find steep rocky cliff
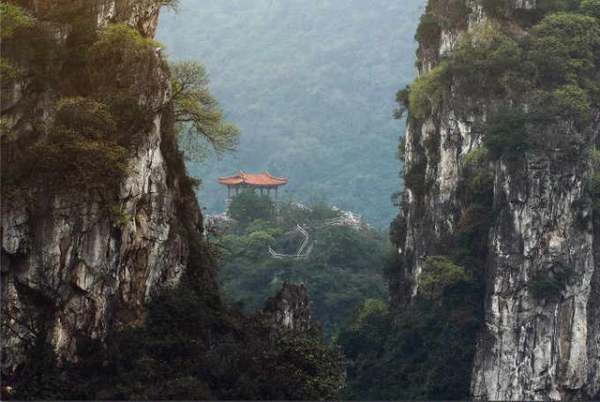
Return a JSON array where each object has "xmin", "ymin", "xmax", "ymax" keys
[
  {"xmin": 1, "ymin": 3, "xmax": 345, "ymax": 400},
  {"xmin": 1, "ymin": 0, "xmax": 213, "ymax": 371},
  {"xmin": 392, "ymin": 0, "xmax": 600, "ymax": 399}
]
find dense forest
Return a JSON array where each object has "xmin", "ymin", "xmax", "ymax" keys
[
  {"xmin": 213, "ymin": 191, "xmax": 388, "ymax": 338},
  {"xmin": 156, "ymin": 0, "xmax": 424, "ymax": 227}
]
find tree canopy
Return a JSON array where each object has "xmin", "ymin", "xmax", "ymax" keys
[{"xmin": 170, "ymin": 61, "xmax": 240, "ymax": 158}]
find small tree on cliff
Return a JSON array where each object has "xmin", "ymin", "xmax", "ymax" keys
[{"xmin": 170, "ymin": 61, "xmax": 239, "ymax": 160}]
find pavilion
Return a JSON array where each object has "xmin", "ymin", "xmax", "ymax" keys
[{"xmin": 218, "ymin": 171, "xmax": 288, "ymax": 199}]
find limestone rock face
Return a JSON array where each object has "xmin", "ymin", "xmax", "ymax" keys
[
  {"xmin": 18, "ymin": 0, "xmax": 163, "ymax": 36},
  {"xmin": 1, "ymin": 0, "xmax": 210, "ymax": 372},
  {"xmin": 392, "ymin": 1, "xmax": 599, "ymax": 399},
  {"xmin": 263, "ymin": 283, "xmax": 311, "ymax": 332}
]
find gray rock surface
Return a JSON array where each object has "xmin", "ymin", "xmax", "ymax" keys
[
  {"xmin": 1, "ymin": 0, "xmax": 207, "ymax": 372},
  {"xmin": 263, "ymin": 283, "xmax": 311, "ymax": 333}
]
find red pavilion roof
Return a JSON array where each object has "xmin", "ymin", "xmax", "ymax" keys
[{"xmin": 218, "ymin": 171, "xmax": 288, "ymax": 187}]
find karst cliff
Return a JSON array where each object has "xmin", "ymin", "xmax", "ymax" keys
[
  {"xmin": 1, "ymin": 0, "xmax": 210, "ymax": 370},
  {"xmin": 392, "ymin": 0, "xmax": 600, "ymax": 399},
  {"xmin": 1, "ymin": 2, "xmax": 344, "ymax": 399}
]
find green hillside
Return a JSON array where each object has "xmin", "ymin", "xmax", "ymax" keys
[{"xmin": 157, "ymin": 0, "xmax": 424, "ymax": 227}]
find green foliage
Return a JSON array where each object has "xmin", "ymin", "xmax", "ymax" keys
[
  {"xmin": 109, "ymin": 204, "xmax": 130, "ymax": 227},
  {"xmin": 1, "ymin": 11, "xmax": 167, "ymax": 201},
  {"xmin": 529, "ymin": 12, "xmax": 600, "ymax": 90},
  {"xmin": 415, "ymin": 12, "xmax": 441, "ymax": 49},
  {"xmin": 87, "ymin": 24, "xmax": 161, "ymax": 96},
  {"xmin": 463, "ymin": 147, "xmax": 488, "ymax": 167},
  {"xmin": 0, "ymin": 57, "xmax": 19, "ymax": 82},
  {"xmin": 228, "ymin": 190, "xmax": 275, "ymax": 227},
  {"xmin": 529, "ymin": 265, "xmax": 574, "ymax": 300},
  {"xmin": 171, "ymin": 61, "xmax": 239, "ymax": 158},
  {"xmin": 581, "ymin": 0, "xmax": 600, "ymax": 18},
  {"xmin": 459, "ymin": 148, "xmax": 493, "ymax": 204},
  {"xmin": 0, "ymin": 3, "xmax": 62, "ymax": 90},
  {"xmin": 419, "ymin": 256, "xmax": 471, "ymax": 300},
  {"xmin": 353, "ymin": 297, "xmax": 387, "ymax": 320},
  {"xmin": 335, "ymin": 298, "xmax": 391, "ymax": 368},
  {"xmin": 338, "ymin": 259, "xmax": 483, "ymax": 400},
  {"xmin": 218, "ymin": 198, "xmax": 386, "ymax": 338},
  {"xmin": 14, "ymin": 283, "xmax": 344, "ymax": 400},
  {"xmin": 408, "ymin": 62, "xmax": 450, "ymax": 119},
  {"xmin": 450, "ymin": 24, "xmax": 525, "ymax": 98},
  {"xmin": 549, "ymin": 84, "xmax": 592, "ymax": 124},
  {"xmin": 90, "ymin": 23, "xmax": 160, "ymax": 63},
  {"xmin": 456, "ymin": 147, "xmax": 494, "ymax": 272},
  {"xmin": 11, "ymin": 98, "xmax": 129, "ymax": 194},
  {"xmin": 394, "ymin": 86, "xmax": 411, "ymax": 120},
  {"xmin": 396, "ymin": 136, "xmax": 407, "ymax": 162},
  {"xmin": 404, "ymin": 7, "xmax": 600, "ymax": 159},
  {"xmin": 0, "ymin": 3, "xmax": 32, "ymax": 39},
  {"xmin": 483, "ymin": 106, "xmax": 530, "ymax": 158}
]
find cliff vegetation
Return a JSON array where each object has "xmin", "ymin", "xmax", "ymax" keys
[{"xmin": 0, "ymin": 2, "xmax": 343, "ymax": 400}]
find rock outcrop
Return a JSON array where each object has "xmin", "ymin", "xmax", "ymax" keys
[
  {"xmin": 1, "ymin": 0, "xmax": 212, "ymax": 372},
  {"xmin": 263, "ymin": 282, "xmax": 311, "ymax": 332},
  {"xmin": 392, "ymin": 0, "xmax": 599, "ymax": 399}
]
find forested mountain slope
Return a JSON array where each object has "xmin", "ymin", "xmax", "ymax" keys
[{"xmin": 157, "ymin": 0, "xmax": 424, "ymax": 227}]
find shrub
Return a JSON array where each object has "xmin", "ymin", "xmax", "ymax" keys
[
  {"xmin": 551, "ymin": 84, "xmax": 592, "ymax": 125},
  {"xmin": 529, "ymin": 265, "xmax": 573, "ymax": 300},
  {"xmin": 0, "ymin": 3, "xmax": 32, "ymax": 39},
  {"xmin": 529, "ymin": 12, "xmax": 600, "ymax": 88},
  {"xmin": 408, "ymin": 62, "xmax": 450, "ymax": 119},
  {"xmin": 171, "ymin": 61, "xmax": 239, "ymax": 158},
  {"xmin": 16, "ymin": 98, "xmax": 129, "ymax": 193},
  {"xmin": 415, "ymin": 12, "xmax": 442, "ymax": 49},
  {"xmin": 89, "ymin": 24, "xmax": 159, "ymax": 66},
  {"xmin": 581, "ymin": 0, "xmax": 600, "ymax": 18},
  {"xmin": 54, "ymin": 97, "xmax": 117, "ymax": 136},
  {"xmin": 450, "ymin": 24, "xmax": 524, "ymax": 98},
  {"xmin": 419, "ymin": 256, "xmax": 471, "ymax": 300},
  {"xmin": 463, "ymin": 147, "xmax": 488, "ymax": 167},
  {"xmin": 87, "ymin": 24, "xmax": 161, "ymax": 100},
  {"xmin": 483, "ymin": 106, "xmax": 529, "ymax": 158},
  {"xmin": 396, "ymin": 136, "xmax": 406, "ymax": 162},
  {"xmin": 394, "ymin": 86, "xmax": 410, "ymax": 120}
]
